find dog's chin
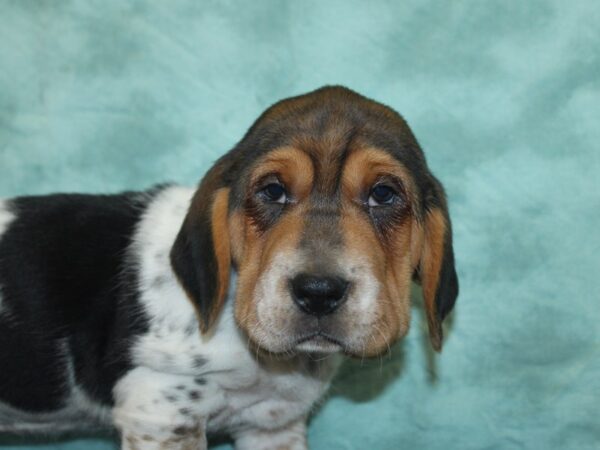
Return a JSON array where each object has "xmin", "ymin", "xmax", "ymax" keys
[
  {"xmin": 244, "ymin": 319, "xmax": 395, "ymax": 358},
  {"xmin": 294, "ymin": 333, "xmax": 344, "ymax": 354},
  {"xmin": 246, "ymin": 329, "xmax": 346, "ymax": 356},
  {"xmin": 250, "ymin": 331, "xmax": 394, "ymax": 359}
]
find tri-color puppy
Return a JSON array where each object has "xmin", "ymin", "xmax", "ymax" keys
[{"xmin": 0, "ymin": 86, "xmax": 458, "ymax": 449}]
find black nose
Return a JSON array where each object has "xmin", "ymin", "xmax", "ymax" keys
[{"xmin": 290, "ymin": 273, "xmax": 349, "ymax": 317}]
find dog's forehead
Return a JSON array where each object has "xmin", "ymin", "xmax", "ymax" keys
[
  {"xmin": 256, "ymin": 87, "xmax": 415, "ymax": 151},
  {"xmin": 226, "ymin": 87, "xmax": 431, "ymax": 206}
]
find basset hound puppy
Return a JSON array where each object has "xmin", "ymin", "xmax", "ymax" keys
[{"xmin": 0, "ymin": 86, "xmax": 458, "ymax": 449}]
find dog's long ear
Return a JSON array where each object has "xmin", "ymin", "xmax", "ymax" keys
[
  {"xmin": 170, "ymin": 162, "xmax": 232, "ymax": 333},
  {"xmin": 415, "ymin": 177, "xmax": 459, "ymax": 352}
]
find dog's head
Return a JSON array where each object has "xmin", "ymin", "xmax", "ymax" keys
[{"xmin": 171, "ymin": 86, "xmax": 458, "ymax": 357}]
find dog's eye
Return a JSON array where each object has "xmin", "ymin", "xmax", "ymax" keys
[
  {"xmin": 368, "ymin": 185, "xmax": 396, "ymax": 206},
  {"xmin": 260, "ymin": 183, "xmax": 287, "ymax": 204}
]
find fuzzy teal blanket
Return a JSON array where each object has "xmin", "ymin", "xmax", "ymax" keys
[{"xmin": 1, "ymin": 1, "xmax": 598, "ymax": 449}]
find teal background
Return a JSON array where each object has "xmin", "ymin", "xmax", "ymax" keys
[{"xmin": 1, "ymin": 1, "xmax": 599, "ymax": 449}]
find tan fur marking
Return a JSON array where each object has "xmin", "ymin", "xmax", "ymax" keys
[
  {"xmin": 420, "ymin": 208, "xmax": 447, "ymax": 351},
  {"xmin": 228, "ymin": 211, "xmax": 246, "ymax": 265},
  {"xmin": 233, "ymin": 147, "xmax": 308, "ymax": 340},
  {"xmin": 206, "ymin": 188, "xmax": 231, "ymax": 332},
  {"xmin": 337, "ymin": 147, "xmax": 419, "ymax": 357},
  {"xmin": 410, "ymin": 220, "xmax": 425, "ymax": 270},
  {"xmin": 342, "ymin": 147, "xmax": 418, "ymax": 208},
  {"xmin": 249, "ymin": 147, "xmax": 314, "ymax": 201},
  {"xmin": 233, "ymin": 147, "xmax": 314, "ymax": 330},
  {"xmin": 234, "ymin": 208, "xmax": 305, "ymax": 340}
]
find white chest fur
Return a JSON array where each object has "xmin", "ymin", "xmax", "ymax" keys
[{"xmin": 112, "ymin": 187, "xmax": 340, "ymax": 438}]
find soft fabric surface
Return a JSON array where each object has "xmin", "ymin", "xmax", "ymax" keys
[{"xmin": 1, "ymin": 1, "xmax": 598, "ymax": 449}]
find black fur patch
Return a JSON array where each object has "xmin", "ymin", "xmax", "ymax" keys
[{"xmin": 0, "ymin": 187, "xmax": 165, "ymax": 411}]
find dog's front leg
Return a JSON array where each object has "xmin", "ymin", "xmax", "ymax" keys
[
  {"xmin": 234, "ymin": 419, "xmax": 308, "ymax": 450},
  {"xmin": 119, "ymin": 422, "xmax": 206, "ymax": 450},
  {"xmin": 113, "ymin": 367, "xmax": 210, "ymax": 450}
]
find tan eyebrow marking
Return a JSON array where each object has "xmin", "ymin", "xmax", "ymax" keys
[
  {"xmin": 341, "ymin": 147, "xmax": 418, "ymax": 207},
  {"xmin": 250, "ymin": 146, "xmax": 314, "ymax": 196}
]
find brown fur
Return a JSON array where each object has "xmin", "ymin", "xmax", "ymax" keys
[
  {"xmin": 207, "ymin": 188, "xmax": 232, "ymax": 331},
  {"xmin": 171, "ymin": 86, "xmax": 458, "ymax": 355},
  {"xmin": 234, "ymin": 193, "xmax": 307, "ymax": 340},
  {"xmin": 337, "ymin": 148, "xmax": 416, "ymax": 355},
  {"xmin": 417, "ymin": 208, "xmax": 448, "ymax": 351}
]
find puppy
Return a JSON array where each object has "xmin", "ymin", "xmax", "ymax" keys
[{"xmin": 0, "ymin": 86, "xmax": 458, "ymax": 449}]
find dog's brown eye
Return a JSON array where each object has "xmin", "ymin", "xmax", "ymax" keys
[
  {"xmin": 368, "ymin": 185, "xmax": 396, "ymax": 206},
  {"xmin": 260, "ymin": 183, "xmax": 287, "ymax": 204}
]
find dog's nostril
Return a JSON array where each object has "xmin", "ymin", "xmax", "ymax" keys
[{"xmin": 290, "ymin": 273, "xmax": 349, "ymax": 316}]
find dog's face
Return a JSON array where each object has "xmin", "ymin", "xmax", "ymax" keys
[
  {"xmin": 230, "ymin": 145, "xmax": 418, "ymax": 357},
  {"xmin": 171, "ymin": 86, "xmax": 458, "ymax": 357}
]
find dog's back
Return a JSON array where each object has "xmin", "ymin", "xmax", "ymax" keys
[{"xmin": 0, "ymin": 190, "xmax": 159, "ymax": 431}]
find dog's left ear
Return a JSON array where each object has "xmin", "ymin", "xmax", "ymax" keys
[
  {"xmin": 170, "ymin": 164, "xmax": 232, "ymax": 333},
  {"xmin": 414, "ymin": 177, "xmax": 459, "ymax": 352}
]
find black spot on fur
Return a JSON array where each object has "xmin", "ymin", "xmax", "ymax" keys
[
  {"xmin": 150, "ymin": 275, "xmax": 169, "ymax": 289},
  {"xmin": 194, "ymin": 377, "xmax": 206, "ymax": 385},
  {"xmin": 173, "ymin": 426, "xmax": 190, "ymax": 436},
  {"xmin": 184, "ymin": 320, "xmax": 197, "ymax": 336},
  {"xmin": 193, "ymin": 356, "xmax": 207, "ymax": 368},
  {"xmin": 189, "ymin": 390, "xmax": 201, "ymax": 400}
]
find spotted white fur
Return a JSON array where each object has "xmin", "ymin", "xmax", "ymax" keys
[{"xmin": 112, "ymin": 186, "xmax": 340, "ymax": 449}]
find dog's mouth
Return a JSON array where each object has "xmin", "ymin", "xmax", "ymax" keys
[{"xmin": 294, "ymin": 331, "xmax": 345, "ymax": 354}]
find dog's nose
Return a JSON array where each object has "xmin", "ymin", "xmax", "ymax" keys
[{"xmin": 290, "ymin": 273, "xmax": 349, "ymax": 316}]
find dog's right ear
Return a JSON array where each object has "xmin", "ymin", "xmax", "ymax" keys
[{"xmin": 170, "ymin": 161, "xmax": 233, "ymax": 333}]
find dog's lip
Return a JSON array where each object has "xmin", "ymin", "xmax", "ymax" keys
[{"xmin": 294, "ymin": 331, "xmax": 345, "ymax": 351}]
